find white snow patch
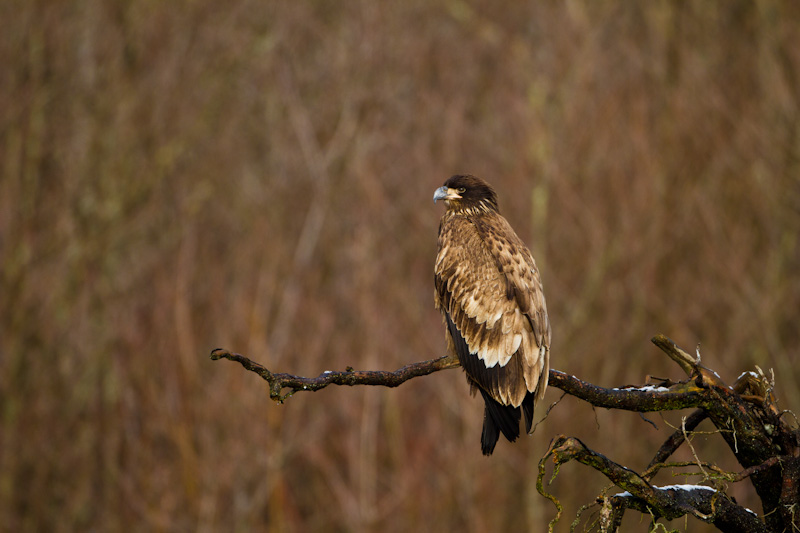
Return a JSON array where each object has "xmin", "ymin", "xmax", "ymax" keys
[
  {"xmin": 613, "ymin": 485, "xmax": 716, "ymax": 500},
  {"xmin": 612, "ymin": 385, "xmax": 670, "ymax": 392},
  {"xmin": 660, "ymin": 484, "xmax": 716, "ymax": 493}
]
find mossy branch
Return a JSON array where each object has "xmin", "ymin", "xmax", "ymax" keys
[{"xmin": 540, "ymin": 436, "xmax": 770, "ymax": 533}]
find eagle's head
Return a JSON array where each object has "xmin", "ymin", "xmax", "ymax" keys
[{"xmin": 433, "ymin": 175, "xmax": 499, "ymax": 214}]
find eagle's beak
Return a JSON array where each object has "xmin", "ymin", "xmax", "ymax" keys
[{"xmin": 433, "ymin": 186, "xmax": 461, "ymax": 203}]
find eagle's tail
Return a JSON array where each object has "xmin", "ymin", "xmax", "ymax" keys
[
  {"xmin": 522, "ymin": 391, "xmax": 535, "ymax": 434},
  {"xmin": 478, "ymin": 388, "xmax": 521, "ymax": 456}
]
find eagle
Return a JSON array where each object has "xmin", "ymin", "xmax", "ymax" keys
[{"xmin": 433, "ymin": 175, "xmax": 551, "ymax": 455}]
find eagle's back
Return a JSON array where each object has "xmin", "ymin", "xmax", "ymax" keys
[{"xmin": 434, "ymin": 210, "xmax": 550, "ymax": 409}]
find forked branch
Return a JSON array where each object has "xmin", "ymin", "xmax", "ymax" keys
[{"xmin": 539, "ymin": 436, "xmax": 769, "ymax": 533}]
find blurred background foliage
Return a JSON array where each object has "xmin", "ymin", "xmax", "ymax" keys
[{"xmin": 2, "ymin": 1, "xmax": 799, "ymax": 531}]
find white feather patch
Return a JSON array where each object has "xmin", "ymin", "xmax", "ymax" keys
[
  {"xmin": 511, "ymin": 333, "xmax": 522, "ymax": 354},
  {"xmin": 476, "ymin": 345, "xmax": 500, "ymax": 368}
]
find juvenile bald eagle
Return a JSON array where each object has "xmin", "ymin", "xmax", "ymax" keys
[{"xmin": 433, "ymin": 175, "xmax": 551, "ymax": 455}]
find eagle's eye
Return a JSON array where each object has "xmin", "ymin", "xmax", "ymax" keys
[{"xmin": 457, "ymin": 187, "xmax": 466, "ymax": 193}]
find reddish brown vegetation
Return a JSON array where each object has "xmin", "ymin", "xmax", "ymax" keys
[{"xmin": 2, "ymin": 2, "xmax": 799, "ymax": 531}]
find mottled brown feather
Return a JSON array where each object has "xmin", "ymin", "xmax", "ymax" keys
[{"xmin": 434, "ymin": 175, "xmax": 551, "ymax": 452}]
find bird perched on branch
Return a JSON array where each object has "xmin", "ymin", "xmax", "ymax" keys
[{"xmin": 433, "ymin": 175, "xmax": 551, "ymax": 455}]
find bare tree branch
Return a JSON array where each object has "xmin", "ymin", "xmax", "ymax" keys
[
  {"xmin": 210, "ymin": 334, "xmax": 800, "ymax": 532},
  {"xmin": 541, "ymin": 436, "xmax": 770, "ymax": 533},
  {"xmin": 548, "ymin": 370, "xmax": 707, "ymax": 412},
  {"xmin": 210, "ymin": 348, "xmax": 460, "ymax": 402},
  {"xmin": 211, "ymin": 349, "xmax": 708, "ymax": 411}
]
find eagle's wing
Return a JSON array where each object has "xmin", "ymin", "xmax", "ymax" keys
[{"xmin": 435, "ymin": 213, "xmax": 550, "ymax": 408}]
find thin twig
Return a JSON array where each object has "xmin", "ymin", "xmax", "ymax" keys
[{"xmin": 646, "ymin": 409, "xmax": 708, "ymax": 474}]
